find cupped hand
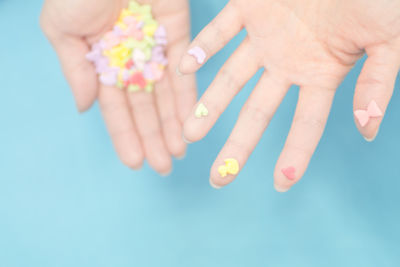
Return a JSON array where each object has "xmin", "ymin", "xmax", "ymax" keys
[
  {"xmin": 179, "ymin": 0, "xmax": 400, "ymax": 191},
  {"xmin": 41, "ymin": 0, "xmax": 196, "ymax": 174}
]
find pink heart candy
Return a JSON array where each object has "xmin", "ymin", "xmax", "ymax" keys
[
  {"xmin": 188, "ymin": 46, "xmax": 206, "ymax": 64},
  {"xmin": 282, "ymin": 167, "xmax": 296, "ymax": 180}
]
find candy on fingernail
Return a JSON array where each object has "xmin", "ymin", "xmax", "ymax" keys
[
  {"xmin": 188, "ymin": 46, "xmax": 206, "ymax": 64},
  {"xmin": 282, "ymin": 166, "xmax": 296, "ymax": 180},
  {"xmin": 195, "ymin": 103, "xmax": 209, "ymax": 118},
  {"xmin": 354, "ymin": 100, "xmax": 383, "ymax": 127},
  {"xmin": 86, "ymin": 0, "xmax": 168, "ymax": 93},
  {"xmin": 218, "ymin": 158, "xmax": 239, "ymax": 178}
]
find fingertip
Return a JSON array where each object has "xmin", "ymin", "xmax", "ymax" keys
[
  {"xmin": 162, "ymin": 120, "xmax": 187, "ymax": 158},
  {"xmin": 210, "ymin": 179, "xmax": 222, "ymax": 189},
  {"xmin": 70, "ymin": 75, "xmax": 99, "ymax": 113},
  {"xmin": 160, "ymin": 168, "xmax": 173, "ymax": 177},
  {"xmin": 150, "ymin": 152, "xmax": 173, "ymax": 176},
  {"xmin": 273, "ymin": 166, "xmax": 298, "ymax": 192},
  {"xmin": 120, "ymin": 150, "xmax": 145, "ymax": 170},
  {"xmin": 354, "ymin": 111, "xmax": 382, "ymax": 143},
  {"xmin": 209, "ymin": 158, "xmax": 240, "ymax": 189},
  {"xmin": 176, "ymin": 151, "xmax": 186, "ymax": 160},
  {"xmin": 156, "ymin": 163, "xmax": 173, "ymax": 177},
  {"xmin": 183, "ymin": 112, "xmax": 210, "ymax": 143},
  {"xmin": 209, "ymin": 175, "xmax": 233, "ymax": 189},
  {"xmin": 363, "ymin": 128, "xmax": 380, "ymax": 142},
  {"xmin": 274, "ymin": 183, "xmax": 290, "ymax": 193},
  {"xmin": 182, "ymin": 123, "xmax": 199, "ymax": 144},
  {"xmin": 170, "ymin": 140, "xmax": 187, "ymax": 159},
  {"xmin": 182, "ymin": 133, "xmax": 193, "ymax": 144},
  {"xmin": 76, "ymin": 99, "xmax": 95, "ymax": 113},
  {"xmin": 209, "ymin": 176, "xmax": 226, "ymax": 189}
]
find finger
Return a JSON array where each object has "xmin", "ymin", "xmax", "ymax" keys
[
  {"xmin": 178, "ymin": 1, "xmax": 243, "ymax": 74},
  {"xmin": 183, "ymin": 39, "xmax": 259, "ymax": 142},
  {"xmin": 98, "ymin": 85, "xmax": 144, "ymax": 169},
  {"xmin": 354, "ymin": 43, "xmax": 400, "ymax": 141},
  {"xmin": 156, "ymin": 4, "xmax": 197, "ymax": 122},
  {"xmin": 154, "ymin": 75, "xmax": 187, "ymax": 158},
  {"xmin": 44, "ymin": 32, "xmax": 98, "ymax": 112},
  {"xmin": 274, "ymin": 87, "xmax": 336, "ymax": 192},
  {"xmin": 209, "ymin": 73, "xmax": 290, "ymax": 189},
  {"xmin": 128, "ymin": 91, "xmax": 172, "ymax": 175},
  {"xmin": 168, "ymin": 39, "xmax": 197, "ymax": 123}
]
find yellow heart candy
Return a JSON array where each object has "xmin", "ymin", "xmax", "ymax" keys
[
  {"xmin": 143, "ymin": 22, "xmax": 158, "ymax": 37},
  {"xmin": 218, "ymin": 158, "xmax": 239, "ymax": 177},
  {"xmin": 218, "ymin": 166, "xmax": 228, "ymax": 177},
  {"xmin": 195, "ymin": 103, "xmax": 209, "ymax": 118}
]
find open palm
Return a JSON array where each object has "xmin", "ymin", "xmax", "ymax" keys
[
  {"xmin": 41, "ymin": 0, "xmax": 196, "ymax": 174},
  {"xmin": 180, "ymin": 0, "xmax": 400, "ymax": 191}
]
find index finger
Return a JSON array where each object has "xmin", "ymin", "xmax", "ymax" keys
[{"xmin": 178, "ymin": 1, "xmax": 243, "ymax": 74}]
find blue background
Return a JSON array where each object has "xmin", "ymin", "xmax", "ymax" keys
[{"xmin": 1, "ymin": 1, "xmax": 400, "ymax": 266}]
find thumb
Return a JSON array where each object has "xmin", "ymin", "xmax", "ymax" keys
[{"xmin": 41, "ymin": 20, "xmax": 98, "ymax": 112}]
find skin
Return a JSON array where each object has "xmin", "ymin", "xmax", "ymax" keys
[
  {"xmin": 40, "ymin": 0, "xmax": 197, "ymax": 175},
  {"xmin": 179, "ymin": 0, "xmax": 400, "ymax": 191}
]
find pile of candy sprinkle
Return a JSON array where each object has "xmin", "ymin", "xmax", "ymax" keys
[{"xmin": 86, "ymin": 0, "xmax": 168, "ymax": 93}]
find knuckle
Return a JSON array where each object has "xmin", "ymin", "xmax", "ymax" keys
[
  {"xmin": 295, "ymin": 114, "xmax": 325, "ymax": 130},
  {"xmin": 242, "ymin": 104, "xmax": 272, "ymax": 124},
  {"xmin": 160, "ymin": 114, "xmax": 177, "ymax": 126},
  {"xmin": 119, "ymin": 152, "xmax": 143, "ymax": 169},
  {"xmin": 109, "ymin": 126, "xmax": 135, "ymax": 138},
  {"xmin": 206, "ymin": 101, "xmax": 223, "ymax": 117},
  {"xmin": 219, "ymin": 68, "xmax": 240, "ymax": 89},
  {"xmin": 225, "ymin": 138, "xmax": 251, "ymax": 158},
  {"xmin": 129, "ymin": 100, "xmax": 155, "ymax": 113},
  {"xmin": 100, "ymin": 100, "xmax": 126, "ymax": 113},
  {"xmin": 357, "ymin": 73, "xmax": 388, "ymax": 89},
  {"xmin": 140, "ymin": 126, "xmax": 163, "ymax": 140},
  {"xmin": 286, "ymin": 142, "xmax": 313, "ymax": 158},
  {"xmin": 209, "ymin": 19, "xmax": 227, "ymax": 47}
]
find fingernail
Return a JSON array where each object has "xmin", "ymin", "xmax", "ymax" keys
[
  {"xmin": 77, "ymin": 104, "xmax": 85, "ymax": 114},
  {"xmin": 131, "ymin": 163, "xmax": 143, "ymax": 171},
  {"xmin": 364, "ymin": 128, "xmax": 380, "ymax": 142},
  {"xmin": 182, "ymin": 134, "xmax": 192, "ymax": 144},
  {"xmin": 354, "ymin": 100, "xmax": 383, "ymax": 127},
  {"xmin": 176, "ymin": 67, "xmax": 183, "ymax": 77},
  {"xmin": 176, "ymin": 152, "xmax": 186, "ymax": 160},
  {"xmin": 160, "ymin": 169, "xmax": 172, "ymax": 177},
  {"xmin": 364, "ymin": 136, "xmax": 376, "ymax": 142},
  {"xmin": 274, "ymin": 184, "xmax": 290, "ymax": 193},
  {"xmin": 210, "ymin": 180, "xmax": 222, "ymax": 189}
]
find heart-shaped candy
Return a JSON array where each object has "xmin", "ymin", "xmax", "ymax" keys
[
  {"xmin": 282, "ymin": 166, "xmax": 296, "ymax": 180},
  {"xmin": 195, "ymin": 103, "xmax": 209, "ymax": 118}
]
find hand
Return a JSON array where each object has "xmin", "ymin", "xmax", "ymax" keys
[
  {"xmin": 179, "ymin": 0, "xmax": 400, "ymax": 191},
  {"xmin": 41, "ymin": 0, "xmax": 196, "ymax": 174}
]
